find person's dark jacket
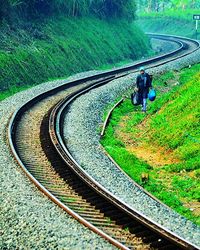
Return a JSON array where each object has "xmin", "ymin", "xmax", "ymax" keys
[{"xmin": 136, "ymin": 73, "xmax": 152, "ymax": 99}]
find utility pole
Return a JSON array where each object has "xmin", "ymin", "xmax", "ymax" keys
[{"xmin": 193, "ymin": 15, "xmax": 200, "ymax": 40}]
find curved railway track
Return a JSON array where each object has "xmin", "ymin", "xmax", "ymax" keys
[{"xmin": 8, "ymin": 34, "xmax": 200, "ymax": 250}]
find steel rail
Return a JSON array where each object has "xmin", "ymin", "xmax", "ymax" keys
[
  {"xmin": 8, "ymin": 34, "xmax": 200, "ymax": 250},
  {"xmin": 8, "ymin": 110, "xmax": 128, "ymax": 250},
  {"xmin": 51, "ymin": 77, "xmax": 199, "ymax": 250},
  {"xmin": 50, "ymin": 37, "xmax": 200, "ymax": 249},
  {"xmin": 8, "ymin": 76, "xmax": 131, "ymax": 250}
]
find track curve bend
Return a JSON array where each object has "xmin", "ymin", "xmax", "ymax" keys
[{"xmin": 8, "ymin": 34, "xmax": 200, "ymax": 250}]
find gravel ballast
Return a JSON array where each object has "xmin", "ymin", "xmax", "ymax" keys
[
  {"xmin": 0, "ymin": 73, "xmax": 116, "ymax": 250},
  {"xmin": 63, "ymin": 50, "xmax": 200, "ymax": 247}
]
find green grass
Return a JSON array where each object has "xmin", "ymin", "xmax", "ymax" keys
[
  {"xmin": 140, "ymin": 9, "xmax": 200, "ymax": 22},
  {"xmin": 101, "ymin": 64, "xmax": 200, "ymax": 225},
  {"xmin": 147, "ymin": 65, "xmax": 200, "ymax": 166},
  {"xmin": 0, "ymin": 17, "xmax": 151, "ymax": 100},
  {"xmin": 137, "ymin": 9, "xmax": 200, "ymax": 38}
]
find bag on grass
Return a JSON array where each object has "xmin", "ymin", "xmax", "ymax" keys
[{"xmin": 131, "ymin": 91, "xmax": 141, "ymax": 106}]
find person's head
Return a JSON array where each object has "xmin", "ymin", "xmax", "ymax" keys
[{"xmin": 139, "ymin": 67, "xmax": 145, "ymax": 74}]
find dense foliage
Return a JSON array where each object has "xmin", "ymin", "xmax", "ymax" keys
[
  {"xmin": 137, "ymin": 0, "xmax": 200, "ymax": 12},
  {"xmin": 0, "ymin": 0, "xmax": 136, "ymax": 22}
]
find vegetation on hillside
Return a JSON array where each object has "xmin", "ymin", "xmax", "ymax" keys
[
  {"xmin": 147, "ymin": 69, "xmax": 200, "ymax": 172},
  {"xmin": 101, "ymin": 64, "xmax": 200, "ymax": 225},
  {"xmin": 136, "ymin": 1, "xmax": 199, "ymax": 38},
  {"xmin": 137, "ymin": 9, "xmax": 200, "ymax": 38},
  {"xmin": 0, "ymin": 0, "xmax": 136, "ymax": 22},
  {"xmin": 140, "ymin": 9, "xmax": 200, "ymax": 21},
  {"xmin": 137, "ymin": 0, "xmax": 200, "ymax": 12},
  {"xmin": 0, "ymin": 18, "xmax": 151, "ymax": 94},
  {"xmin": 0, "ymin": 0, "xmax": 153, "ymax": 98}
]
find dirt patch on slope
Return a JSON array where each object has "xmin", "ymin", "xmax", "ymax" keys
[{"xmin": 117, "ymin": 115, "xmax": 180, "ymax": 167}]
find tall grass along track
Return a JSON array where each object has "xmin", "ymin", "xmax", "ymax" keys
[{"xmin": 8, "ymin": 34, "xmax": 200, "ymax": 249}]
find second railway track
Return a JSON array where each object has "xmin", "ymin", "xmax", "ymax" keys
[{"xmin": 8, "ymin": 34, "xmax": 200, "ymax": 249}]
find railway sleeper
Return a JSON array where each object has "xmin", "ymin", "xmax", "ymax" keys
[
  {"xmin": 59, "ymin": 199, "xmax": 91, "ymax": 206},
  {"xmin": 55, "ymin": 195, "xmax": 81, "ymax": 202},
  {"xmin": 67, "ymin": 203, "xmax": 97, "ymax": 211},
  {"xmin": 78, "ymin": 213, "xmax": 107, "ymax": 220},
  {"xmin": 72, "ymin": 207, "xmax": 101, "ymax": 214},
  {"xmin": 86, "ymin": 217, "xmax": 116, "ymax": 225},
  {"xmin": 46, "ymin": 188, "xmax": 80, "ymax": 195},
  {"xmin": 26, "ymin": 169, "xmax": 57, "ymax": 177},
  {"xmin": 93, "ymin": 221, "xmax": 120, "ymax": 228},
  {"xmin": 39, "ymin": 182, "xmax": 69, "ymax": 189}
]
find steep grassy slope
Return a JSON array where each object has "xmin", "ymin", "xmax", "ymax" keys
[
  {"xmin": 0, "ymin": 17, "xmax": 151, "ymax": 97},
  {"xmin": 137, "ymin": 9, "xmax": 199, "ymax": 38},
  {"xmin": 147, "ymin": 68, "xmax": 200, "ymax": 171},
  {"xmin": 101, "ymin": 64, "xmax": 200, "ymax": 225}
]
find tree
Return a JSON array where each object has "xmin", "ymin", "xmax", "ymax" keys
[
  {"xmin": 0, "ymin": 0, "xmax": 137, "ymax": 22},
  {"xmin": 137, "ymin": 0, "xmax": 200, "ymax": 12},
  {"xmin": 90, "ymin": 0, "xmax": 136, "ymax": 20}
]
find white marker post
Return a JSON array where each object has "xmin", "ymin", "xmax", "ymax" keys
[{"xmin": 193, "ymin": 15, "xmax": 200, "ymax": 40}]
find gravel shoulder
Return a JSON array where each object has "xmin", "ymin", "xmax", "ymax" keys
[
  {"xmin": 0, "ymin": 72, "xmax": 115, "ymax": 250},
  {"xmin": 63, "ymin": 50, "xmax": 200, "ymax": 247}
]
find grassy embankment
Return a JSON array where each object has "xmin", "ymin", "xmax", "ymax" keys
[
  {"xmin": 137, "ymin": 9, "xmax": 200, "ymax": 38},
  {"xmin": 101, "ymin": 64, "xmax": 200, "ymax": 225},
  {"xmin": 0, "ymin": 18, "xmax": 151, "ymax": 101}
]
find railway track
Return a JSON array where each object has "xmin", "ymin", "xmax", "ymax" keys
[{"xmin": 8, "ymin": 34, "xmax": 200, "ymax": 250}]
